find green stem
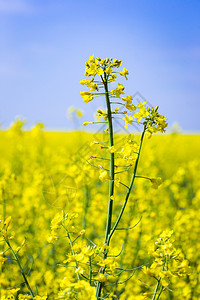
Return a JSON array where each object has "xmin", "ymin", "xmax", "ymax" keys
[
  {"xmin": 156, "ymin": 286, "xmax": 164, "ymax": 300},
  {"xmin": 152, "ymin": 277, "xmax": 161, "ymax": 300},
  {"xmin": 103, "ymin": 74, "xmax": 115, "ymax": 245},
  {"xmin": 153, "ymin": 260, "xmax": 166, "ymax": 300},
  {"xmin": 95, "ymin": 74, "xmax": 115, "ymax": 299},
  {"xmin": 62, "ymin": 224, "xmax": 80, "ymax": 280},
  {"xmin": 4, "ymin": 238, "xmax": 34, "ymax": 299},
  {"xmin": 89, "ymin": 257, "xmax": 92, "ymax": 285},
  {"xmin": 108, "ymin": 125, "xmax": 146, "ymax": 243},
  {"xmin": 135, "ymin": 175, "xmax": 151, "ymax": 180}
]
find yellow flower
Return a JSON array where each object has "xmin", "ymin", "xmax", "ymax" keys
[
  {"xmin": 123, "ymin": 115, "xmax": 133, "ymax": 128},
  {"xmin": 80, "ymin": 78, "xmax": 99, "ymax": 91},
  {"xmin": 107, "ymin": 146, "xmax": 117, "ymax": 153},
  {"xmin": 109, "ymin": 261, "xmax": 118, "ymax": 274},
  {"xmin": 150, "ymin": 177, "xmax": 162, "ymax": 189},
  {"xmin": 120, "ymin": 67, "xmax": 129, "ymax": 80},
  {"xmin": 80, "ymin": 91, "xmax": 94, "ymax": 103},
  {"xmin": 133, "ymin": 106, "xmax": 149, "ymax": 122},
  {"xmin": 121, "ymin": 95, "xmax": 132, "ymax": 104},
  {"xmin": 114, "ymin": 177, "xmax": 121, "ymax": 187},
  {"xmin": 99, "ymin": 170, "xmax": 111, "ymax": 182},
  {"xmin": 108, "ymin": 74, "xmax": 117, "ymax": 82},
  {"xmin": 75, "ymin": 266, "xmax": 84, "ymax": 274},
  {"xmin": 113, "ymin": 108, "xmax": 119, "ymax": 113},
  {"xmin": 85, "ymin": 55, "xmax": 103, "ymax": 76},
  {"xmin": 113, "ymin": 58, "xmax": 122, "ymax": 67},
  {"xmin": 34, "ymin": 296, "xmax": 47, "ymax": 300},
  {"xmin": 80, "ymin": 79, "xmax": 90, "ymax": 85},
  {"xmin": 0, "ymin": 252, "xmax": 7, "ymax": 264},
  {"xmin": 47, "ymin": 234, "xmax": 58, "ymax": 244},
  {"xmin": 97, "ymin": 273, "xmax": 107, "ymax": 282},
  {"xmin": 18, "ymin": 295, "xmax": 33, "ymax": 300},
  {"xmin": 4, "ymin": 216, "xmax": 12, "ymax": 229},
  {"xmin": 125, "ymin": 103, "xmax": 136, "ymax": 112},
  {"xmin": 110, "ymin": 83, "xmax": 125, "ymax": 98},
  {"xmin": 83, "ymin": 121, "xmax": 94, "ymax": 126},
  {"xmin": 50, "ymin": 211, "xmax": 63, "ymax": 231},
  {"xmin": 142, "ymin": 266, "xmax": 154, "ymax": 277},
  {"xmin": 105, "ymin": 66, "xmax": 113, "ymax": 74},
  {"xmin": 77, "ymin": 110, "xmax": 83, "ymax": 117},
  {"xmin": 100, "ymin": 59, "xmax": 106, "ymax": 66},
  {"xmin": 68, "ymin": 106, "xmax": 83, "ymax": 119},
  {"xmin": 160, "ymin": 270, "xmax": 172, "ymax": 286},
  {"xmin": 78, "ymin": 229, "xmax": 86, "ymax": 236}
]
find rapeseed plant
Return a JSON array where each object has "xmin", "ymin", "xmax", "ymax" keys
[
  {"xmin": 79, "ymin": 55, "xmax": 168, "ymax": 299},
  {"xmin": 0, "ymin": 56, "xmax": 199, "ymax": 299}
]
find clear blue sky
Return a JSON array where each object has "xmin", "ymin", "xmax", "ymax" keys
[{"xmin": 0, "ymin": 0, "xmax": 200, "ymax": 132}]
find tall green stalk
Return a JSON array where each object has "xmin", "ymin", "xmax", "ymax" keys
[
  {"xmin": 107, "ymin": 125, "xmax": 146, "ymax": 243},
  {"xmin": 152, "ymin": 261, "xmax": 166, "ymax": 300},
  {"xmin": 95, "ymin": 74, "xmax": 115, "ymax": 299},
  {"xmin": 152, "ymin": 277, "xmax": 163, "ymax": 300},
  {"xmin": 4, "ymin": 238, "xmax": 34, "ymax": 299},
  {"xmin": 80, "ymin": 55, "xmax": 168, "ymax": 299},
  {"xmin": 103, "ymin": 74, "xmax": 115, "ymax": 245},
  {"xmin": 95, "ymin": 75, "xmax": 147, "ymax": 299}
]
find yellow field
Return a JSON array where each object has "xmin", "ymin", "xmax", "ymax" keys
[{"xmin": 0, "ymin": 124, "xmax": 200, "ymax": 299}]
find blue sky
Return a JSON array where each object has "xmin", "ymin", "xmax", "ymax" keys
[{"xmin": 0, "ymin": 0, "xmax": 200, "ymax": 132}]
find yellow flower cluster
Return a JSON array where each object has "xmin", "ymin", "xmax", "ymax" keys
[
  {"xmin": 80, "ymin": 55, "xmax": 167, "ymax": 136},
  {"xmin": 120, "ymin": 134, "xmax": 139, "ymax": 165},
  {"xmin": 0, "ymin": 115, "xmax": 200, "ymax": 298},
  {"xmin": 142, "ymin": 231, "xmax": 191, "ymax": 298}
]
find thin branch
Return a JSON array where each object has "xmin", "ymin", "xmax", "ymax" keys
[
  {"xmin": 108, "ymin": 125, "xmax": 146, "ymax": 243},
  {"xmin": 107, "ymin": 244, "xmax": 124, "ymax": 258},
  {"xmin": 115, "ymin": 216, "xmax": 142, "ymax": 231}
]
